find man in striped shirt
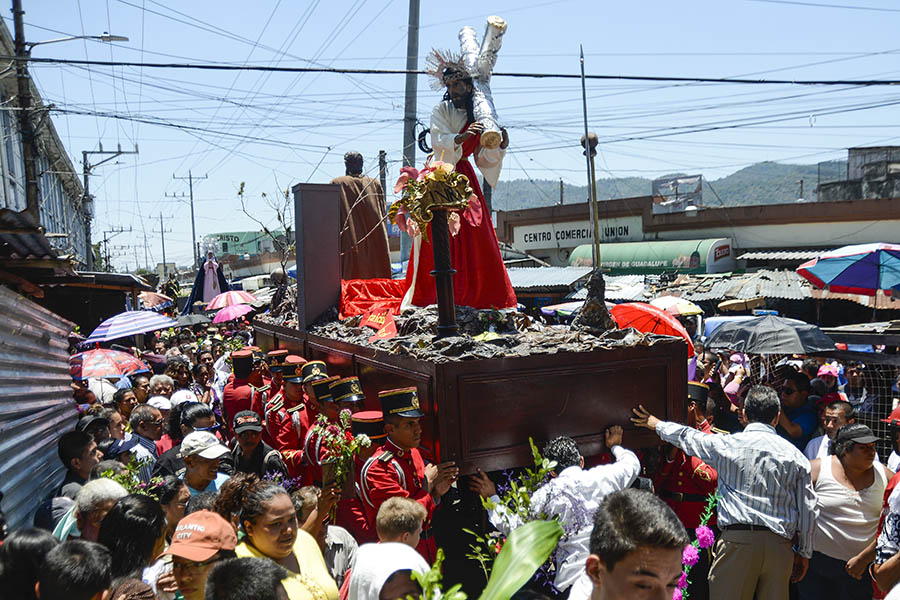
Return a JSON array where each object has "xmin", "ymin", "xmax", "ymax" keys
[{"xmin": 632, "ymin": 385, "xmax": 817, "ymax": 600}]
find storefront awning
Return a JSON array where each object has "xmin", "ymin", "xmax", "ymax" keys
[{"xmin": 568, "ymin": 238, "xmax": 735, "ymax": 274}]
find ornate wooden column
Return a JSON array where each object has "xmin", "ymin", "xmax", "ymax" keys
[{"xmin": 429, "ymin": 209, "xmax": 458, "ymax": 337}]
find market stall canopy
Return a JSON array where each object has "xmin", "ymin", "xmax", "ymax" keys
[
  {"xmin": 568, "ymin": 238, "xmax": 735, "ymax": 275},
  {"xmin": 797, "ymin": 243, "xmax": 900, "ymax": 296},
  {"xmin": 610, "ymin": 302, "xmax": 694, "ymax": 356},
  {"xmin": 706, "ymin": 314, "xmax": 834, "ymax": 355}
]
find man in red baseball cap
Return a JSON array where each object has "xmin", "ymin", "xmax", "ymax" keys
[{"xmin": 160, "ymin": 510, "xmax": 237, "ymax": 600}]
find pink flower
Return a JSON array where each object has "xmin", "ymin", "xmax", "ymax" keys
[
  {"xmin": 394, "ymin": 167, "xmax": 419, "ymax": 193},
  {"xmin": 327, "ymin": 425, "xmax": 340, "ymax": 436},
  {"xmin": 696, "ymin": 525, "xmax": 715, "ymax": 549},
  {"xmin": 682, "ymin": 544, "xmax": 699, "ymax": 567},
  {"xmin": 677, "ymin": 571, "xmax": 688, "ymax": 589},
  {"xmin": 672, "ymin": 589, "xmax": 683, "ymax": 600}
]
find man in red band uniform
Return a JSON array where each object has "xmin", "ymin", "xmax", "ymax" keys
[
  {"xmin": 304, "ymin": 376, "xmax": 365, "ymax": 486},
  {"xmin": 302, "ymin": 375, "xmax": 338, "ymax": 486},
  {"xmin": 652, "ymin": 381, "xmax": 719, "ymax": 600},
  {"xmin": 259, "ymin": 349, "xmax": 288, "ymax": 448},
  {"xmin": 275, "ymin": 357, "xmax": 312, "ymax": 479},
  {"xmin": 221, "ymin": 350, "xmax": 255, "ymax": 435},
  {"xmin": 265, "ymin": 349, "xmax": 289, "ymax": 398},
  {"xmin": 301, "ymin": 360, "xmax": 329, "ymax": 423},
  {"xmin": 360, "ymin": 387, "xmax": 459, "ymax": 562},
  {"xmin": 336, "ymin": 410, "xmax": 385, "ymax": 544},
  {"xmin": 245, "ymin": 347, "xmax": 272, "ymax": 418},
  {"xmin": 263, "ymin": 355, "xmax": 305, "ymax": 458}
]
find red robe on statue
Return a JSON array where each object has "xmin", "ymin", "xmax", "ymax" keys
[{"xmin": 401, "ymin": 124, "xmax": 517, "ymax": 310}]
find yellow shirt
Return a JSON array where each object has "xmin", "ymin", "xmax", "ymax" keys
[{"xmin": 235, "ymin": 531, "xmax": 339, "ymax": 600}]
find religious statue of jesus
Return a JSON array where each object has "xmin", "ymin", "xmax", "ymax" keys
[{"xmin": 401, "ymin": 56, "xmax": 517, "ymax": 310}]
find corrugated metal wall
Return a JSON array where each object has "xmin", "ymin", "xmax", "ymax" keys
[{"xmin": 0, "ymin": 284, "xmax": 76, "ymax": 530}]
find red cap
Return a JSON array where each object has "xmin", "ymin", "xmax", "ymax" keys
[
  {"xmin": 267, "ymin": 349, "xmax": 289, "ymax": 359},
  {"xmin": 162, "ymin": 510, "xmax": 236, "ymax": 562},
  {"xmin": 232, "ymin": 350, "xmax": 252, "ymax": 359},
  {"xmin": 883, "ymin": 406, "xmax": 900, "ymax": 424},
  {"xmin": 285, "ymin": 354, "xmax": 306, "ymax": 365}
]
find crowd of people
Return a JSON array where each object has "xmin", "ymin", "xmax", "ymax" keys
[{"xmin": 2, "ymin": 319, "xmax": 900, "ymax": 600}]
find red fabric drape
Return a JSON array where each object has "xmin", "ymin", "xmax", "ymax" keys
[{"xmin": 338, "ymin": 123, "xmax": 517, "ymax": 316}]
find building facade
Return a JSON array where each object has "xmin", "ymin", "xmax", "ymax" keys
[{"xmin": 0, "ymin": 21, "xmax": 88, "ymax": 265}]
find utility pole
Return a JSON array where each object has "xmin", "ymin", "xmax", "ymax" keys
[
  {"xmin": 400, "ymin": 0, "xmax": 419, "ymax": 265},
  {"xmin": 559, "ymin": 178, "xmax": 564, "ymax": 205},
  {"xmin": 483, "ymin": 180, "xmax": 493, "ymax": 214},
  {"xmin": 142, "ymin": 230, "xmax": 150, "ymax": 270},
  {"xmin": 171, "ymin": 171, "xmax": 207, "ymax": 270},
  {"xmin": 82, "ymin": 143, "xmax": 139, "ymax": 269},
  {"xmin": 102, "ymin": 227, "xmax": 131, "ymax": 272},
  {"xmin": 12, "ymin": 0, "xmax": 39, "ymax": 223},
  {"xmin": 378, "ymin": 150, "xmax": 387, "ymax": 199},
  {"xmin": 154, "ymin": 213, "xmax": 172, "ymax": 279}
]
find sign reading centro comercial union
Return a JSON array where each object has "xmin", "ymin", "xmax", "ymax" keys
[{"xmin": 513, "ymin": 216, "xmax": 643, "ymax": 251}]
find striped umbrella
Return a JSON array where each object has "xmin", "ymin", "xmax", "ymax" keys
[
  {"xmin": 610, "ymin": 302, "xmax": 694, "ymax": 356},
  {"xmin": 213, "ymin": 303, "xmax": 254, "ymax": 324},
  {"xmin": 69, "ymin": 348, "xmax": 150, "ymax": 380},
  {"xmin": 85, "ymin": 310, "xmax": 178, "ymax": 343},
  {"xmin": 206, "ymin": 290, "xmax": 257, "ymax": 310},
  {"xmin": 797, "ymin": 243, "xmax": 900, "ymax": 296}
]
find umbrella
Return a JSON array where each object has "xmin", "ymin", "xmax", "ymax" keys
[
  {"xmin": 797, "ymin": 243, "xmax": 900, "ymax": 296},
  {"xmin": 213, "ymin": 303, "xmax": 254, "ymax": 324},
  {"xmin": 207, "ymin": 290, "xmax": 258, "ymax": 310},
  {"xmin": 176, "ymin": 313, "xmax": 212, "ymax": 327},
  {"xmin": 69, "ymin": 349, "xmax": 150, "ymax": 380},
  {"xmin": 610, "ymin": 302, "xmax": 694, "ymax": 356},
  {"xmin": 649, "ymin": 295, "xmax": 703, "ymax": 316},
  {"xmin": 85, "ymin": 311, "xmax": 178, "ymax": 344},
  {"xmin": 138, "ymin": 291, "xmax": 173, "ymax": 309},
  {"xmin": 705, "ymin": 314, "xmax": 834, "ymax": 355}
]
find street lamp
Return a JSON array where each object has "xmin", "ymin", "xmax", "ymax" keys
[{"xmin": 26, "ymin": 33, "xmax": 129, "ymax": 51}]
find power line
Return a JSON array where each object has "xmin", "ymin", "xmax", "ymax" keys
[{"xmin": 20, "ymin": 55, "xmax": 900, "ymax": 86}]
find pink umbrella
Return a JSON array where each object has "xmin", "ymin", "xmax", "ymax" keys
[
  {"xmin": 213, "ymin": 303, "xmax": 254, "ymax": 323},
  {"xmin": 206, "ymin": 290, "xmax": 257, "ymax": 310}
]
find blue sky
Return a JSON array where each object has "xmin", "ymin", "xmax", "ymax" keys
[{"xmin": 16, "ymin": 0, "xmax": 900, "ymax": 270}]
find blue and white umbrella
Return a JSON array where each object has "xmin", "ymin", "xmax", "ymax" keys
[{"xmin": 84, "ymin": 310, "xmax": 178, "ymax": 344}]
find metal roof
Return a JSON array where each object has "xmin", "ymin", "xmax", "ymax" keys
[
  {"xmin": 662, "ymin": 270, "xmax": 811, "ymax": 302},
  {"xmin": 737, "ymin": 249, "xmax": 833, "ymax": 261},
  {"xmin": 506, "ymin": 267, "xmax": 592, "ymax": 292},
  {"xmin": 570, "ymin": 274, "xmax": 646, "ymax": 301},
  {"xmin": 0, "ymin": 208, "xmax": 58, "ymax": 260},
  {"xmin": 75, "ymin": 271, "xmax": 154, "ymax": 291}
]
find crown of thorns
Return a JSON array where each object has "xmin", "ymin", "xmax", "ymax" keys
[{"xmin": 425, "ymin": 49, "xmax": 471, "ymax": 90}]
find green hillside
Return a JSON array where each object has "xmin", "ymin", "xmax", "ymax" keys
[{"xmin": 490, "ymin": 161, "xmax": 836, "ymax": 211}]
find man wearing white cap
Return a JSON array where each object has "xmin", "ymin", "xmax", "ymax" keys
[{"xmin": 181, "ymin": 431, "xmax": 231, "ymax": 496}]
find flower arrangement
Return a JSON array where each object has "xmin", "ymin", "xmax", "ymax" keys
[
  {"xmin": 310, "ymin": 409, "xmax": 372, "ymax": 493},
  {"xmin": 388, "ymin": 160, "xmax": 475, "ymax": 242},
  {"xmin": 464, "ymin": 438, "xmax": 557, "ymax": 580},
  {"xmin": 101, "ymin": 457, "xmax": 166, "ymax": 500},
  {"xmin": 674, "ymin": 491, "xmax": 720, "ymax": 600},
  {"xmin": 263, "ymin": 471, "xmax": 305, "ymax": 494}
]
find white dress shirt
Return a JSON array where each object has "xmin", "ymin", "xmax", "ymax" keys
[
  {"xmin": 487, "ymin": 445, "xmax": 640, "ymax": 592},
  {"xmin": 656, "ymin": 420, "xmax": 817, "ymax": 558}
]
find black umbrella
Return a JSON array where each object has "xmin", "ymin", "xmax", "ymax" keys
[
  {"xmin": 176, "ymin": 313, "xmax": 211, "ymax": 328},
  {"xmin": 706, "ymin": 315, "xmax": 835, "ymax": 355}
]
